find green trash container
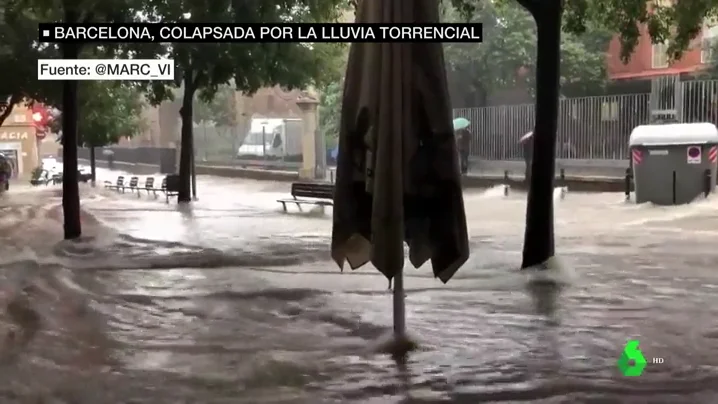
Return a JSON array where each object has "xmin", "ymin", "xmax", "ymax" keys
[{"xmin": 629, "ymin": 122, "xmax": 718, "ymax": 205}]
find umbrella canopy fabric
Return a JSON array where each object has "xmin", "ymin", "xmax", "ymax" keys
[
  {"xmin": 520, "ymin": 131, "xmax": 533, "ymax": 143},
  {"xmin": 452, "ymin": 117, "xmax": 470, "ymax": 131},
  {"xmin": 331, "ymin": 0, "xmax": 470, "ymax": 283}
]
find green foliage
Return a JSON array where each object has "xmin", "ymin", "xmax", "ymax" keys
[
  {"xmin": 133, "ymin": 0, "xmax": 348, "ymax": 201},
  {"xmin": 562, "ymin": 0, "xmax": 718, "ymax": 62},
  {"xmin": 78, "ymin": 82, "xmax": 145, "ymax": 147},
  {"xmin": 50, "ymin": 82, "xmax": 146, "ymax": 147},
  {"xmin": 0, "ymin": 0, "xmax": 145, "ymax": 125},
  {"xmin": 193, "ymin": 84, "xmax": 236, "ymax": 126},
  {"xmin": 139, "ymin": 0, "xmax": 347, "ymax": 106},
  {"xmin": 443, "ymin": 0, "xmax": 612, "ymax": 103},
  {"xmin": 0, "ymin": 3, "xmax": 59, "ymax": 124},
  {"xmin": 318, "ymin": 79, "xmax": 343, "ymax": 144}
]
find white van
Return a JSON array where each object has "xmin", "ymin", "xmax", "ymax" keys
[{"xmin": 237, "ymin": 118, "xmax": 302, "ymax": 159}]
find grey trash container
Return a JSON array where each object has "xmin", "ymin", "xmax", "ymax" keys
[{"xmin": 629, "ymin": 122, "xmax": 718, "ymax": 205}]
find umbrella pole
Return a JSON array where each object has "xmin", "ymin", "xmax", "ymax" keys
[{"xmin": 393, "ymin": 268, "xmax": 406, "ymax": 337}]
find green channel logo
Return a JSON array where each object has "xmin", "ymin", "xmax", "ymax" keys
[{"xmin": 617, "ymin": 340, "xmax": 647, "ymax": 376}]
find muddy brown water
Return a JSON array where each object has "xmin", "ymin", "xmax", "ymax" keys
[{"xmin": 0, "ymin": 174, "xmax": 717, "ymax": 403}]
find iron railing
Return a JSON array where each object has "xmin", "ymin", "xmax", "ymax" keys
[{"xmin": 454, "ymin": 79, "xmax": 718, "ymax": 161}]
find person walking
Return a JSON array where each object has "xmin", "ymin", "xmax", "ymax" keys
[
  {"xmin": 456, "ymin": 128, "xmax": 472, "ymax": 175},
  {"xmin": 520, "ymin": 131, "xmax": 533, "ymax": 182}
]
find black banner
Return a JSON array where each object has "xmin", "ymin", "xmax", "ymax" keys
[{"xmin": 38, "ymin": 23, "xmax": 483, "ymax": 43}]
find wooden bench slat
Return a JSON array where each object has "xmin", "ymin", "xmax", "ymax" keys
[{"xmin": 278, "ymin": 182, "xmax": 334, "ymax": 211}]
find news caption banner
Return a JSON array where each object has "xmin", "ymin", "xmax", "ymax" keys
[
  {"xmin": 38, "ymin": 59, "xmax": 174, "ymax": 81},
  {"xmin": 38, "ymin": 22, "xmax": 482, "ymax": 43}
]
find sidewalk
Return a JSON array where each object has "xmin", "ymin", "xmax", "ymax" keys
[{"xmin": 79, "ymin": 157, "xmax": 627, "ymax": 192}]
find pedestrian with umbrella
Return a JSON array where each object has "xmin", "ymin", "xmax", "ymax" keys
[
  {"xmin": 331, "ymin": 0, "xmax": 470, "ymax": 360},
  {"xmin": 453, "ymin": 117, "xmax": 472, "ymax": 174},
  {"xmin": 520, "ymin": 130, "xmax": 533, "ymax": 182}
]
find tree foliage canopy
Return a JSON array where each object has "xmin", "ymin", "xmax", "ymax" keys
[
  {"xmin": 0, "ymin": 0, "xmax": 145, "ymax": 125},
  {"xmin": 193, "ymin": 84, "xmax": 237, "ymax": 126},
  {"xmin": 443, "ymin": 0, "xmax": 612, "ymax": 106},
  {"xmin": 138, "ymin": 0, "xmax": 347, "ymax": 106},
  {"xmin": 51, "ymin": 82, "xmax": 146, "ymax": 147},
  {"xmin": 445, "ymin": 0, "xmax": 718, "ymax": 62}
]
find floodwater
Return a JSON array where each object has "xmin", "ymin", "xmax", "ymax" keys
[{"xmin": 1, "ymin": 170, "xmax": 718, "ymax": 403}]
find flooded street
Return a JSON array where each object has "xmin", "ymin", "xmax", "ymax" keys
[{"xmin": 1, "ymin": 170, "xmax": 718, "ymax": 402}]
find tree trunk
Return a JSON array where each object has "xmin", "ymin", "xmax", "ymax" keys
[
  {"xmin": 521, "ymin": 3, "xmax": 561, "ymax": 269},
  {"xmin": 61, "ymin": 11, "xmax": 81, "ymax": 240},
  {"xmin": 177, "ymin": 73, "xmax": 195, "ymax": 203},
  {"xmin": 89, "ymin": 145, "xmax": 96, "ymax": 185}
]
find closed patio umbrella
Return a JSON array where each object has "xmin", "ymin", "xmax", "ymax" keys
[{"xmin": 331, "ymin": 0, "xmax": 470, "ymax": 356}]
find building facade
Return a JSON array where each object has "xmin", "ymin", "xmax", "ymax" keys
[
  {"xmin": 0, "ymin": 104, "xmax": 41, "ymax": 177},
  {"xmin": 607, "ymin": 15, "xmax": 717, "ymax": 80},
  {"xmin": 119, "ymin": 86, "xmax": 310, "ymax": 149}
]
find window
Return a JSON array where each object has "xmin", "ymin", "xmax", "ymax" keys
[
  {"xmin": 702, "ymin": 19, "xmax": 718, "ymax": 64},
  {"xmin": 244, "ymin": 132, "xmax": 267, "ymax": 145},
  {"xmin": 652, "ymin": 41, "xmax": 670, "ymax": 68}
]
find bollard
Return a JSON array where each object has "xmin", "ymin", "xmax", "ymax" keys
[
  {"xmin": 503, "ymin": 170, "xmax": 510, "ymax": 196},
  {"xmin": 624, "ymin": 168, "xmax": 632, "ymax": 201},
  {"xmin": 672, "ymin": 170, "xmax": 677, "ymax": 205},
  {"xmin": 704, "ymin": 168, "xmax": 712, "ymax": 198}
]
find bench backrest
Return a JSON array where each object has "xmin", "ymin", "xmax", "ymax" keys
[
  {"xmin": 145, "ymin": 177, "xmax": 155, "ymax": 188},
  {"xmin": 291, "ymin": 182, "xmax": 334, "ymax": 199},
  {"xmin": 129, "ymin": 176, "xmax": 139, "ymax": 187},
  {"xmin": 165, "ymin": 175, "xmax": 181, "ymax": 192},
  {"xmin": 116, "ymin": 176, "xmax": 124, "ymax": 185}
]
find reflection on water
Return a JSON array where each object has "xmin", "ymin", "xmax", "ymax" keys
[{"xmin": 1, "ymin": 173, "xmax": 718, "ymax": 402}]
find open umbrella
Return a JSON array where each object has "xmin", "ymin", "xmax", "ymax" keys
[
  {"xmin": 331, "ymin": 0, "xmax": 470, "ymax": 355},
  {"xmin": 520, "ymin": 131, "xmax": 533, "ymax": 143},
  {"xmin": 453, "ymin": 117, "xmax": 470, "ymax": 131}
]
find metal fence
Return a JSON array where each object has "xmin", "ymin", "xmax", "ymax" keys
[
  {"xmin": 193, "ymin": 123, "xmax": 242, "ymax": 163},
  {"xmin": 454, "ymin": 79, "xmax": 718, "ymax": 161}
]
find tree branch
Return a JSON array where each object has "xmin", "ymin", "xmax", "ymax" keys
[{"xmin": 0, "ymin": 94, "xmax": 23, "ymax": 128}]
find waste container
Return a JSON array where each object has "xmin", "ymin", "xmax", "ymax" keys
[{"xmin": 629, "ymin": 122, "xmax": 718, "ymax": 205}]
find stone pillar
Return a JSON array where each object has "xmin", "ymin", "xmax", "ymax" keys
[{"xmin": 296, "ymin": 95, "xmax": 319, "ymax": 180}]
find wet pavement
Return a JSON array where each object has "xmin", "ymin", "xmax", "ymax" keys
[{"xmin": 1, "ymin": 169, "xmax": 718, "ymax": 402}]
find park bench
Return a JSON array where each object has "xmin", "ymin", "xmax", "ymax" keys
[
  {"xmin": 105, "ymin": 176, "xmax": 125, "ymax": 191},
  {"xmin": 78, "ymin": 171, "xmax": 92, "ymax": 183},
  {"xmin": 51, "ymin": 173, "xmax": 63, "ymax": 185},
  {"xmin": 126, "ymin": 176, "xmax": 139, "ymax": 193},
  {"xmin": 143, "ymin": 177, "xmax": 158, "ymax": 197},
  {"xmin": 162, "ymin": 175, "xmax": 180, "ymax": 203},
  {"xmin": 277, "ymin": 182, "xmax": 334, "ymax": 211}
]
